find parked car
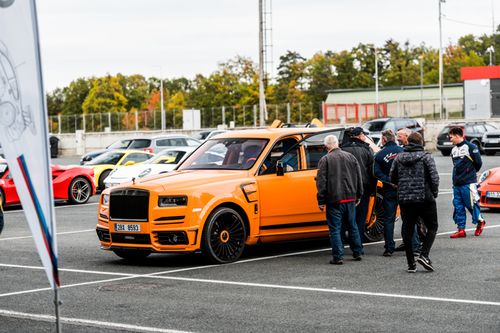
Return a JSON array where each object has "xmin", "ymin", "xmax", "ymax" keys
[
  {"xmin": 478, "ymin": 167, "xmax": 500, "ymax": 209},
  {"xmin": 80, "ymin": 135, "xmax": 201, "ymax": 165},
  {"xmin": 96, "ymin": 127, "xmax": 395, "ymax": 263},
  {"xmin": 361, "ymin": 117, "xmax": 424, "ymax": 144},
  {"xmin": 85, "ymin": 149, "xmax": 154, "ymax": 191},
  {"xmin": 0, "ymin": 144, "xmax": 3, "ymax": 158},
  {"xmin": 436, "ymin": 122, "xmax": 497, "ymax": 156},
  {"xmin": 103, "ymin": 147, "xmax": 198, "ymax": 189},
  {"xmin": 0, "ymin": 158, "xmax": 96, "ymax": 206},
  {"xmin": 481, "ymin": 129, "xmax": 500, "ymax": 156},
  {"xmin": 194, "ymin": 130, "xmax": 227, "ymax": 141}
]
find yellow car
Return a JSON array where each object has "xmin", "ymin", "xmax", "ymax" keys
[{"xmin": 85, "ymin": 149, "xmax": 154, "ymax": 191}]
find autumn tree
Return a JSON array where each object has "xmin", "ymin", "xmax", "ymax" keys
[{"xmin": 82, "ymin": 75, "xmax": 127, "ymax": 114}]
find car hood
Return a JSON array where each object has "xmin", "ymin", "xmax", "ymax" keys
[
  {"xmin": 105, "ymin": 164, "xmax": 178, "ymax": 183},
  {"xmin": 127, "ymin": 169, "xmax": 247, "ymax": 192}
]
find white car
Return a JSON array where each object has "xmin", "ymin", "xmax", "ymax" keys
[{"xmin": 103, "ymin": 147, "xmax": 196, "ymax": 189}]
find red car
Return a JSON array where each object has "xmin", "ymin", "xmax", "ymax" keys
[
  {"xmin": 0, "ymin": 159, "xmax": 95, "ymax": 207},
  {"xmin": 478, "ymin": 167, "xmax": 500, "ymax": 210}
]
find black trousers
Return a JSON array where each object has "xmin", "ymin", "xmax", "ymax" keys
[{"xmin": 400, "ymin": 201, "xmax": 438, "ymax": 266}]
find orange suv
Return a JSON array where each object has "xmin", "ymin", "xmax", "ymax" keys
[{"xmin": 96, "ymin": 127, "xmax": 386, "ymax": 263}]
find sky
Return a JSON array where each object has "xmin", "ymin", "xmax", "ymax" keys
[{"xmin": 36, "ymin": 0, "xmax": 498, "ymax": 91}]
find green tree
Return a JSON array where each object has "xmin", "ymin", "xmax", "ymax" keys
[
  {"xmin": 82, "ymin": 75, "xmax": 127, "ymax": 114},
  {"xmin": 46, "ymin": 88, "xmax": 64, "ymax": 116},
  {"xmin": 61, "ymin": 78, "xmax": 92, "ymax": 115}
]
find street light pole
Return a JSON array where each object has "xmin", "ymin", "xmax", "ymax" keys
[
  {"xmin": 258, "ymin": 0, "xmax": 267, "ymax": 127},
  {"xmin": 160, "ymin": 77, "xmax": 165, "ymax": 131},
  {"xmin": 439, "ymin": 0, "xmax": 445, "ymax": 119},
  {"xmin": 419, "ymin": 54, "xmax": 424, "ymax": 115},
  {"xmin": 374, "ymin": 49, "xmax": 379, "ymax": 116}
]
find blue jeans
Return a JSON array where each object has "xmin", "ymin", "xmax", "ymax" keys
[
  {"xmin": 326, "ymin": 202, "xmax": 363, "ymax": 260},
  {"xmin": 381, "ymin": 188, "xmax": 398, "ymax": 253},
  {"xmin": 453, "ymin": 184, "xmax": 483, "ymax": 228},
  {"xmin": 355, "ymin": 187, "xmax": 371, "ymax": 241}
]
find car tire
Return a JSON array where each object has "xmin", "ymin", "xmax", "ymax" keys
[
  {"xmin": 471, "ymin": 140, "xmax": 484, "ymax": 154},
  {"xmin": 485, "ymin": 151, "xmax": 496, "ymax": 156},
  {"xmin": 440, "ymin": 150, "xmax": 451, "ymax": 156},
  {"xmin": 68, "ymin": 177, "xmax": 92, "ymax": 204},
  {"xmin": 364, "ymin": 192, "xmax": 386, "ymax": 242},
  {"xmin": 202, "ymin": 207, "xmax": 246, "ymax": 264},
  {"xmin": 0, "ymin": 188, "xmax": 5, "ymax": 208},
  {"xmin": 112, "ymin": 249, "xmax": 151, "ymax": 261},
  {"xmin": 98, "ymin": 170, "xmax": 111, "ymax": 192}
]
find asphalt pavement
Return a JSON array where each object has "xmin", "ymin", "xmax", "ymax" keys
[{"xmin": 0, "ymin": 154, "xmax": 499, "ymax": 332}]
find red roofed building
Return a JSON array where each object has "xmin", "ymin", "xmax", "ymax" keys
[{"xmin": 461, "ymin": 66, "xmax": 500, "ymax": 118}]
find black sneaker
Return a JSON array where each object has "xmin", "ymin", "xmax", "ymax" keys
[
  {"xmin": 395, "ymin": 243, "xmax": 406, "ymax": 252},
  {"xmin": 353, "ymin": 254, "xmax": 363, "ymax": 261},
  {"xmin": 330, "ymin": 258, "xmax": 343, "ymax": 265},
  {"xmin": 417, "ymin": 255, "xmax": 434, "ymax": 271},
  {"xmin": 407, "ymin": 264, "xmax": 417, "ymax": 273},
  {"xmin": 383, "ymin": 250, "xmax": 393, "ymax": 257}
]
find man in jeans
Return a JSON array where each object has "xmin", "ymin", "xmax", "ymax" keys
[
  {"xmin": 448, "ymin": 127, "xmax": 485, "ymax": 238},
  {"xmin": 390, "ymin": 132, "xmax": 439, "ymax": 273},
  {"xmin": 373, "ymin": 129, "xmax": 403, "ymax": 257},
  {"xmin": 317, "ymin": 135, "xmax": 364, "ymax": 265}
]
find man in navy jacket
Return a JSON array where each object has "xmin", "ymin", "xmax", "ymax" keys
[
  {"xmin": 374, "ymin": 129, "xmax": 403, "ymax": 256},
  {"xmin": 448, "ymin": 127, "xmax": 485, "ymax": 238}
]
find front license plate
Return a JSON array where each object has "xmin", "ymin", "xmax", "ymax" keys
[
  {"xmin": 486, "ymin": 191, "xmax": 500, "ymax": 198},
  {"xmin": 114, "ymin": 224, "xmax": 141, "ymax": 232}
]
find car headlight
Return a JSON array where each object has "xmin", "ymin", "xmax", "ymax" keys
[
  {"xmin": 102, "ymin": 193, "xmax": 110, "ymax": 205},
  {"xmin": 158, "ymin": 195, "xmax": 188, "ymax": 207},
  {"xmin": 478, "ymin": 170, "xmax": 490, "ymax": 183},
  {"xmin": 138, "ymin": 168, "xmax": 152, "ymax": 178}
]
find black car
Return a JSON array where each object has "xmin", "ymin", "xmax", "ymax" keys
[
  {"xmin": 436, "ymin": 122, "xmax": 497, "ymax": 156},
  {"xmin": 361, "ymin": 117, "xmax": 424, "ymax": 144}
]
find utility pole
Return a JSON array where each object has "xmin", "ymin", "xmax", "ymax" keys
[
  {"xmin": 258, "ymin": 0, "xmax": 267, "ymax": 127},
  {"xmin": 439, "ymin": 0, "xmax": 445, "ymax": 119},
  {"xmin": 419, "ymin": 54, "xmax": 424, "ymax": 115},
  {"xmin": 160, "ymin": 77, "xmax": 165, "ymax": 131}
]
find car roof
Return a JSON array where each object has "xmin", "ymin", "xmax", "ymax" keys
[
  {"xmin": 150, "ymin": 134, "xmax": 192, "ymax": 139},
  {"xmin": 207, "ymin": 127, "xmax": 344, "ymax": 141}
]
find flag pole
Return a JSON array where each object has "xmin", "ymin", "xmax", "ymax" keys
[{"xmin": 30, "ymin": 1, "xmax": 62, "ymax": 331}]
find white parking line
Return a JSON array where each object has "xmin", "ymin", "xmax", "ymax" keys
[
  {"xmin": 0, "ymin": 309, "xmax": 192, "ymax": 333},
  {"xmin": 0, "ymin": 229, "xmax": 95, "ymax": 241},
  {"xmin": 3, "ymin": 202, "xmax": 98, "ymax": 215}
]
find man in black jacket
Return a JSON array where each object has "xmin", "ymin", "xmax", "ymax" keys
[
  {"xmin": 342, "ymin": 127, "xmax": 375, "ymax": 239},
  {"xmin": 317, "ymin": 134, "xmax": 364, "ymax": 265},
  {"xmin": 390, "ymin": 132, "xmax": 439, "ymax": 273}
]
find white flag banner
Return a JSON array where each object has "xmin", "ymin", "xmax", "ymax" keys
[{"xmin": 0, "ymin": 0, "xmax": 59, "ymax": 289}]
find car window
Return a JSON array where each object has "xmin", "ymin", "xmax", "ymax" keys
[
  {"xmin": 108, "ymin": 139, "xmax": 131, "ymax": 149},
  {"xmin": 129, "ymin": 139, "xmax": 151, "ymax": 149},
  {"xmin": 121, "ymin": 153, "xmax": 151, "ymax": 164},
  {"xmin": 0, "ymin": 164, "xmax": 8, "ymax": 178},
  {"xmin": 384, "ymin": 120, "xmax": 396, "ymax": 131},
  {"xmin": 152, "ymin": 151, "xmax": 186, "ymax": 165},
  {"xmin": 156, "ymin": 138, "xmax": 187, "ymax": 147},
  {"xmin": 186, "ymin": 139, "xmax": 201, "ymax": 146},
  {"xmin": 179, "ymin": 138, "xmax": 267, "ymax": 170},
  {"xmin": 473, "ymin": 125, "xmax": 486, "ymax": 134},
  {"xmin": 303, "ymin": 129, "xmax": 345, "ymax": 169},
  {"xmin": 395, "ymin": 120, "xmax": 407, "ymax": 130},
  {"xmin": 485, "ymin": 124, "xmax": 497, "ymax": 131},
  {"xmin": 86, "ymin": 151, "xmax": 125, "ymax": 165},
  {"xmin": 260, "ymin": 138, "xmax": 299, "ymax": 175},
  {"xmin": 362, "ymin": 121, "xmax": 385, "ymax": 132}
]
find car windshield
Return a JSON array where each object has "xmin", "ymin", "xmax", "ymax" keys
[
  {"xmin": 108, "ymin": 140, "xmax": 131, "ymax": 149},
  {"xmin": 129, "ymin": 139, "xmax": 151, "ymax": 149},
  {"xmin": 179, "ymin": 138, "xmax": 268, "ymax": 170},
  {"xmin": 149, "ymin": 150, "xmax": 187, "ymax": 165},
  {"xmin": 0, "ymin": 163, "xmax": 7, "ymax": 178},
  {"xmin": 86, "ymin": 151, "xmax": 125, "ymax": 165},
  {"xmin": 362, "ymin": 121, "xmax": 385, "ymax": 132}
]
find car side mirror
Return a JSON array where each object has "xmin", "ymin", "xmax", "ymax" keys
[
  {"xmin": 124, "ymin": 161, "xmax": 135, "ymax": 166},
  {"xmin": 276, "ymin": 160, "xmax": 284, "ymax": 176}
]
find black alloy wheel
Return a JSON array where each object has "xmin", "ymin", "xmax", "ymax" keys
[
  {"xmin": 68, "ymin": 177, "xmax": 92, "ymax": 204},
  {"xmin": 364, "ymin": 192, "xmax": 386, "ymax": 242},
  {"xmin": 202, "ymin": 207, "xmax": 247, "ymax": 264},
  {"xmin": 112, "ymin": 249, "xmax": 151, "ymax": 261}
]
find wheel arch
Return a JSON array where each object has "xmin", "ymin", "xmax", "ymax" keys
[{"xmin": 208, "ymin": 202, "xmax": 251, "ymax": 241}]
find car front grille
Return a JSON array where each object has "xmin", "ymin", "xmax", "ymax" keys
[
  {"xmin": 486, "ymin": 135, "xmax": 500, "ymax": 139},
  {"xmin": 109, "ymin": 188, "xmax": 149, "ymax": 221},
  {"xmin": 111, "ymin": 233, "xmax": 151, "ymax": 244},
  {"xmin": 154, "ymin": 231, "xmax": 189, "ymax": 245},
  {"xmin": 96, "ymin": 228, "xmax": 111, "ymax": 242},
  {"xmin": 485, "ymin": 198, "xmax": 500, "ymax": 205}
]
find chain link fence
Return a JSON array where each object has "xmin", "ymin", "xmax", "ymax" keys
[{"xmin": 48, "ymin": 102, "xmax": 323, "ymax": 134}]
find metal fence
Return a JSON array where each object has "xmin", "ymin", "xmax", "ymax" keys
[{"xmin": 48, "ymin": 102, "xmax": 323, "ymax": 134}]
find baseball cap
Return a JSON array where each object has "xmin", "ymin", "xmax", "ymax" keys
[{"xmin": 350, "ymin": 127, "xmax": 369, "ymax": 136}]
